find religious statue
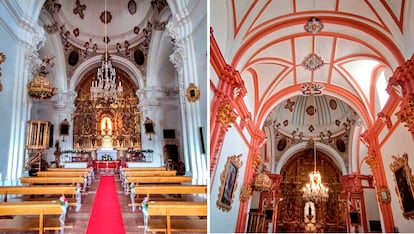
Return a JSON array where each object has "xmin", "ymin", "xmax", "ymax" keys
[{"xmin": 53, "ymin": 140, "xmax": 62, "ymax": 167}]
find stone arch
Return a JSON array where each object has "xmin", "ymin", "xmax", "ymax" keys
[{"xmin": 275, "ymin": 141, "xmax": 347, "ymax": 175}]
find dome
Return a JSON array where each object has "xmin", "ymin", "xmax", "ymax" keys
[{"xmin": 268, "ymin": 95, "xmax": 355, "ymax": 140}]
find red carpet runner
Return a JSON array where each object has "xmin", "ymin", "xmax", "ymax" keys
[{"xmin": 87, "ymin": 175, "xmax": 125, "ymax": 234}]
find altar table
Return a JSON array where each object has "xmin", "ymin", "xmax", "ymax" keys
[{"xmin": 93, "ymin": 160, "xmax": 120, "ymax": 173}]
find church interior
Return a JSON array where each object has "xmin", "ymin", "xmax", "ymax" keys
[
  {"xmin": 210, "ymin": 0, "xmax": 414, "ymax": 233},
  {"xmin": 0, "ymin": 0, "xmax": 207, "ymax": 233}
]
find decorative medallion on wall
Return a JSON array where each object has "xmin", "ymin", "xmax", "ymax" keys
[
  {"xmin": 128, "ymin": 0, "xmax": 137, "ymax": 14},
  {"xmin": 73, "ymin": 0, "xmax": 86, "ymax": 19},
  {"xmin": 329, "ymin": 99, "xmax": 337, "ymax": 110},
  {"xmin": 185, "ymin": 83, "xmax": 200, "ymax": 102},
  {"xmin": 377, "ymin": 186, "xmax": 391, "ymax": 204},
  {"xmin": 306, "ymin": 105, "xmax": 316, "ymax": 116},
  {"xmin": 68, "ymin": 51, "xmax": 79, "ymax": 66},
  {"xmin": 336, "ymin": 139, "xmax": 346, "ymax": 152},
  {"xmin": 284, "ymin": 99, "xmax": 295, "ymax": 112},
  {"xmin": 303, "ymin": 53, "xmax": 324, "ymax": 71},
  {"xmin": 134, "ymin": 49, "xmax": 145, "ymax": 65},
  {"xmin": 390, "ymin": 153, "xmax": 414, "ymax": 219},
  {"xmin": 217, "ymin": 154, "xmax": 243, "ymax": 212},
  {"xmin": 239, "ymin": 184, "xmax": 252, "ymax": 202},
  {"xmin": 304, "ymin": 17, "xmax": 323, "ymax": 34},
  {"xmin": 0, "ymin": 52, "xmax": 6, "ymax": 92},
  {"xmin": 277, "ymin": 138, "xmax": 287, "ymax": 151}
]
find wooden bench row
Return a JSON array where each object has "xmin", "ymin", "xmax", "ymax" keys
[
  {"xmin": 146, "ymin": 201, "xmax": 207, "ymax": 234},
  {"xmin": 0, "ymin": 202, "xmax": 73, "ymax": 234}
]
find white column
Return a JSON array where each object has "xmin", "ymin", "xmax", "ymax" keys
[{"xmin": 167, "ymin": 5, "xmax": 205, "ymax": 181}]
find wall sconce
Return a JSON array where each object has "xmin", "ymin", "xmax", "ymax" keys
[{"xmin": 144, "ymin": 117, "xmax": 155, "ymax": 140}]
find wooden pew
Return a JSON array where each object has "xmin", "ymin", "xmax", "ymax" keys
[
  {"xmin": 127, "ymin": 176, "xmax": 192, "ymax": 184},
  {"xmin": 37, "ymin": 171, "xmax": 88, "ymax": 177},
  {"xmin": 147, "ymin": 201, "xmax": 207, "ymax": 234},
  {"xmin": 20, "ymin": 176, "xmax": 84, "ymax": 186},
  {"xmin": 128, "ymin": 184, "xmax": 207, "ymax": 211},
  {"xmin": 0, "ymin": 185, "xmax": 81, "ymax": 209},
  {"xmin": 124, "ymin": 170, "xmax": 177, "ymax": 177},
  {"xmin": 124, "ymin": 176, "xmax": 193, "ymax": 195},
  {"xmin": 0, "ymin": 202, "xmax": 73, "ymax": 234},
  {"xmin": 47, "ymin": 168, "xmax": 90, "ymax": 172},
  {"xmin": 135, "ymin": 184, "xmax": 207, "ymax": 199},
  {"xmin": 122, "ymin": 167, "xmax": 167, "ymax": 171}
]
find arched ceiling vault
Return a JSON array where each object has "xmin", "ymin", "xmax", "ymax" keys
[{"xmin": 211, "ymin": 0, "xmax": 409, "ymax": 130}]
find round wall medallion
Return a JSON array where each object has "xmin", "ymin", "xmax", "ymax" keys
[
  {"xmin": 277, "ymin": 138, "xmax": 287, "ymax": 151},
  {"xmin": 329, "ymin": 99, "xmax": 337, "ymax": 110},
  {"xmin": 134, "ymin": 49, "xmax": 145, "ymax": 65},
  {"xmin": 68, "ymin": 51, "xmax": 79, "ymax": 66}
]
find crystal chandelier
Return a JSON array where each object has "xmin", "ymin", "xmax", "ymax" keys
[
  {"xmin": 302, "ymin": 94, "xmax": 329, "ymax": 202},
  {"xmin": 90, "ymin": 0, "xmax": 122, "ymax": 102}
]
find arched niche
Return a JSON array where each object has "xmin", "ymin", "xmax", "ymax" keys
[
  {"xmin": 72, "ymin": 66, "xmax": 141, "ymax": 150},
  {"xmin": 276, "ymin": 149, "xmax": 347, "ymax": 233}
]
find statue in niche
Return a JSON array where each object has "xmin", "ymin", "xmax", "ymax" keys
[{"xmin": 53, "ymin": 140, "xmax": 62, "ymax": 167}]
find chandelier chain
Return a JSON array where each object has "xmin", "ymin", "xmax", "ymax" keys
[{"xmin": 90, "ymin": 0, "xmax": 123, "ymax": 102}]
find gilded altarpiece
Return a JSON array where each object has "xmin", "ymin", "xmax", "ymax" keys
[
  {"xmin": 276, "ymin": 150, "xmax": 347, "ymax": 232},
  {"xmin": 73, "ymin": 68, "xmax": 141, "ymax": 150}
]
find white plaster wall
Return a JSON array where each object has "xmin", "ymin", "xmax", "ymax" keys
[
  {"xmin": 380, "ymin": 124, "xmax": 414, "ymax": 233},
  {"xmin": 210, "ymin": 127, "xmax": 250, "ymax": 233},
  {"xmin": 363, "ymin": 189, "xmax": 381, "ymax": 232},
  {"xmin": 0, "ymin": 19, "xmax": 18, "ymax": 183}
]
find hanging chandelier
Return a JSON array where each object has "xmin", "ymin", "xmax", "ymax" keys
[
  {"xmin": 90, "ymin": 0, "xmax": 122, "ymax": 102},
  {"xmin": 302, "ymin": 95, "xmax": 329, "ymax": 202}
]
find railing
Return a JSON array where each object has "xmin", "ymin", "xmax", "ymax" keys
[{"xmin": 247, "ymin": 212, "xmax": 266, "ymax": 233}]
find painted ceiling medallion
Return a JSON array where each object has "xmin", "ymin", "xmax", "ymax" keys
[
  {"xmin": 128, "ymin": 0, "xmax": 137, "ymax": 15},
  {"xmin": 73, "ymin": 0, "xmax": 86, "ymax": 19},
  {"xmin": 329, "ymin": 99, "xmax": 337, "ymax": 109},
  {"xmin": 303, "ymin": 53, "xmax": 324, "ymax": 71},
  {"xmin": 100, "ymin": 10, "xmax": 112, "ymax": 24},
  {"xmin": 306, "ymin": 105, "xmax": 316, "ymax": 116},
  {"xmin": 304, "ymin": 17, "xmax": 323, "ymax": 34},
  {"xmin": 284, "ymin": 99, "xmax": 295, "ymax": 112},
  {"xmin": 283, "ymin": 120, "xmax": 289, "ymax": 127}
]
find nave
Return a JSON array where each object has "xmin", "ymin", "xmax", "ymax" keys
[{"xmin": 0, "ymin": 169, "xmax": 207, "ymax": 234}]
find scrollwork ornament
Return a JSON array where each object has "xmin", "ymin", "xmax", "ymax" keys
[
  {"xmin": 365, "ymin": 148, "xmax": 378, "ymax": 171},
  {"xmin": 239, "ymin": 184, "xmax": 252, "ymax": 202}
]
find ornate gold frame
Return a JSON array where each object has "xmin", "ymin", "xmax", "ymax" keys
[
  {"xmin": 217, "ymin": 154, "xmax": 243, "ymax": 212},
  {"xmin": 0, "ymin": 52, "xmax": 6, "ymax": 92},
  {"xmin": 377, "ymin": 186, "xmax": 391, "ymax": 204},
  {"xmin": 390, "ymin": 153, "xmax": 414, "ymax": 219},
  {"xmin": 185, "ymin": 83, "xmax": 200, "ymax": 102}
]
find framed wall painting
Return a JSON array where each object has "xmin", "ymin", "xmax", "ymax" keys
[
  {"xmin": 390, "ymin": 153, "xmax": 414, "ymax": 219},
  {"xmin": 217, "ymin": 154, "xmax": 243, "ymax": 212}
]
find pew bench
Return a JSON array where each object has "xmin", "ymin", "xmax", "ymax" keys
[
  {"xmin": 128, "ymin": 185, "xmax": 207, "ymax": 210},
  {"xmin": 0, "ymin": 202, "xmax": 73, "ymax": 234},
  {"xmin": 124, "ymin": 170, "xmax": 177, "ymax": 177},
  {"xmin": 47, "ymin": 168, "xmax": 90, "ymax": 172},
  {"xmin": 37, "ymin": 171, "xmax": 88, "ymax": 177},
  {"xmin": 146, "ymin": 201, "xmax": 207, "ymax": 234},
  {"xmin": 20, "ymin": 176, "xmax": 85, "ymax": 186},
  {"xmin": 0, "ymin": 185, "xmax": 83, "ymax": 210},
  {"xmin": 122, "ymin": 167, "xmax": 167, "ymax": 171},
  {"xmin": 124, "ymin": 176, "xmax": 193, "ymax": 194}
]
